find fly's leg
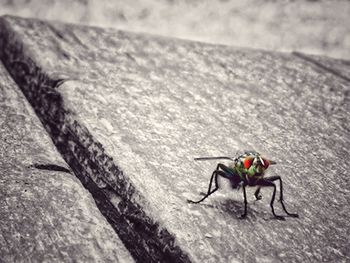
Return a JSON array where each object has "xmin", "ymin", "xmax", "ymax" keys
[
  {"xmin": 187, "ymin": 170, "xmax": 219, "ymax": 203},
  {"xmin": 239, "ymin": 184, "xmax": 248, "ymax": 219},
  {"xmin": 256, "ymin": 179, "xmax": 285, "ymax": 220},
  {"xmin": 187, "ymin": 163, "xmax": 232, "ymax": 204},
  {"xmin": 254, "ymin": 186, "xmax": 262, "ymax": 200},
  {"xmin": 215, "ymin": 164, "xmax": 249, "ymax": 219},
  {"xmin": 265, "ymin": 176, "xmax": 299, "ymax": 218}
]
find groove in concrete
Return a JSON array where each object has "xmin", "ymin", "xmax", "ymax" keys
[
  {"xmin": 0, "ymin": 15, "xmax": 191, "ymax": 263},
  {"xmin": 0, "ymin": 48, "xmax": 134, "ymax": 263}
]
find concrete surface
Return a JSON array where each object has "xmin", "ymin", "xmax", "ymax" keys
[
  {"xmin": 0, "ymin": 15, "xmax": 349, "ymax": 262},
  {"xmin": 0, "ymin": 57, "xmax": 133, "ymax": 261}
]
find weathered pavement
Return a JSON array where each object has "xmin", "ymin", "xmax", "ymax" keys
[
  {"xmin": 0, "ymin": 15, "xmax": 349, "ymax": 262},
  {"xmin": 0, "ymin": 37, "xmax": 133, "ymax": 262}
]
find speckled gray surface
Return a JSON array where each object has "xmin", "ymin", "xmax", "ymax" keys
[
  {"xmin": 0, "ymin": 58, "xmax": 133, "ymax": 262},
  {"xmin": 0, "ymin": 15, "xmax": 349, "ymax": 262}
]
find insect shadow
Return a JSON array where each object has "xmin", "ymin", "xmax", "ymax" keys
[
  {"xmin": 217, "ymin": 198, "xmax": 261, "ymax": 221},
  {"xmin": 191, "ymin": 194, "xmax": 261, "ymax": 221},
  {"xmin": 194, "ymin": 192, "xmax": 291, "ymax": 221}
]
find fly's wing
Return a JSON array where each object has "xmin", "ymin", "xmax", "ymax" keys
[{"xmin": 194, "ymin": 157, "xmax": 234, "ymax": 161}]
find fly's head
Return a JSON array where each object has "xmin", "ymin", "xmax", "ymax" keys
[{"xmin": 240, "ymin": 151, "xmax": 277, "ymax": 174}]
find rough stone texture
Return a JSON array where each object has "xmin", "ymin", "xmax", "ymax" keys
[
  {"xmin": 0, "ymin": 15, "xmax": 349, "ymax": 262},
  {"xmin": 0, "ymin": 60, "xmax": 133, "ymax": 262}
]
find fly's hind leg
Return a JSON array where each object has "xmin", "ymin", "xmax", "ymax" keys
[
  {"xmin": 187, "ymin": 163, "xmax": 233, "ymax": 204},
  {"xmin": 187, "ymin": 170, "xmax": 219, "ymax": 204}
]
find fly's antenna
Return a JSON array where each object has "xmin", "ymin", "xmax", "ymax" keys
[{"xmin": 194, "ymin": 156, "xmax": 234, "ymax": 161}]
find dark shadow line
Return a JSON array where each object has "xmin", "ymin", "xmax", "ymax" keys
[{"xmin": 30, "ymin": 163, "xmax": 71, "ymax": 174}]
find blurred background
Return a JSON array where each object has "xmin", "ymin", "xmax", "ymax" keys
[{"xmin": 0, "ymin": 0, "xmax": 349, "ymax": 60}]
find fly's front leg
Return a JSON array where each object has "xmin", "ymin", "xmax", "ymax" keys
[
  {"xmin": 239, "ymin": 184, "xmax": 248, "ymax": 219},
  {"xmin": 265, "ymin": 176, "xmax": 299, "ymax": 218},
  {"xmin": 256, "ymin": 179, "xmax": 285, "ymax": 220}
]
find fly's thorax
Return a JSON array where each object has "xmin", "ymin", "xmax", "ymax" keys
[{"xmin": 228, "ymin": 161, "xmax": 236, "ymax": 170}]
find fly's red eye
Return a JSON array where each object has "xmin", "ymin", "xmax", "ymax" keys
[
  {"xmin": 262, "ymin": 158, "xmax": 270, "ymax": 169},
  {"xmin": 243, "ymin": 158, "xmax": 253, "ymax": 169}
]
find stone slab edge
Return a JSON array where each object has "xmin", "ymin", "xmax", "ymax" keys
[
  {"xmin": 0, "ymin": 15, "xmax": 191, "ymax": 263},
  {"xmin": 292, "ymin": 51, "xmax": 350, "ymax": 83}
]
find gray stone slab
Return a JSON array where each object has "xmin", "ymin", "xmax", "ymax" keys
[
  {"xmin": 0, "ymin": 15, "xmax": 349, "ymax": 262},
  {"xmin": 0, "ymin": 60, "xmax": 133, "ymax": 262}
]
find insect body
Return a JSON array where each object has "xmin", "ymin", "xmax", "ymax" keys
[{"xmin": 187, "ymin": 151, "xmax": 298, "ymax": 220}]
